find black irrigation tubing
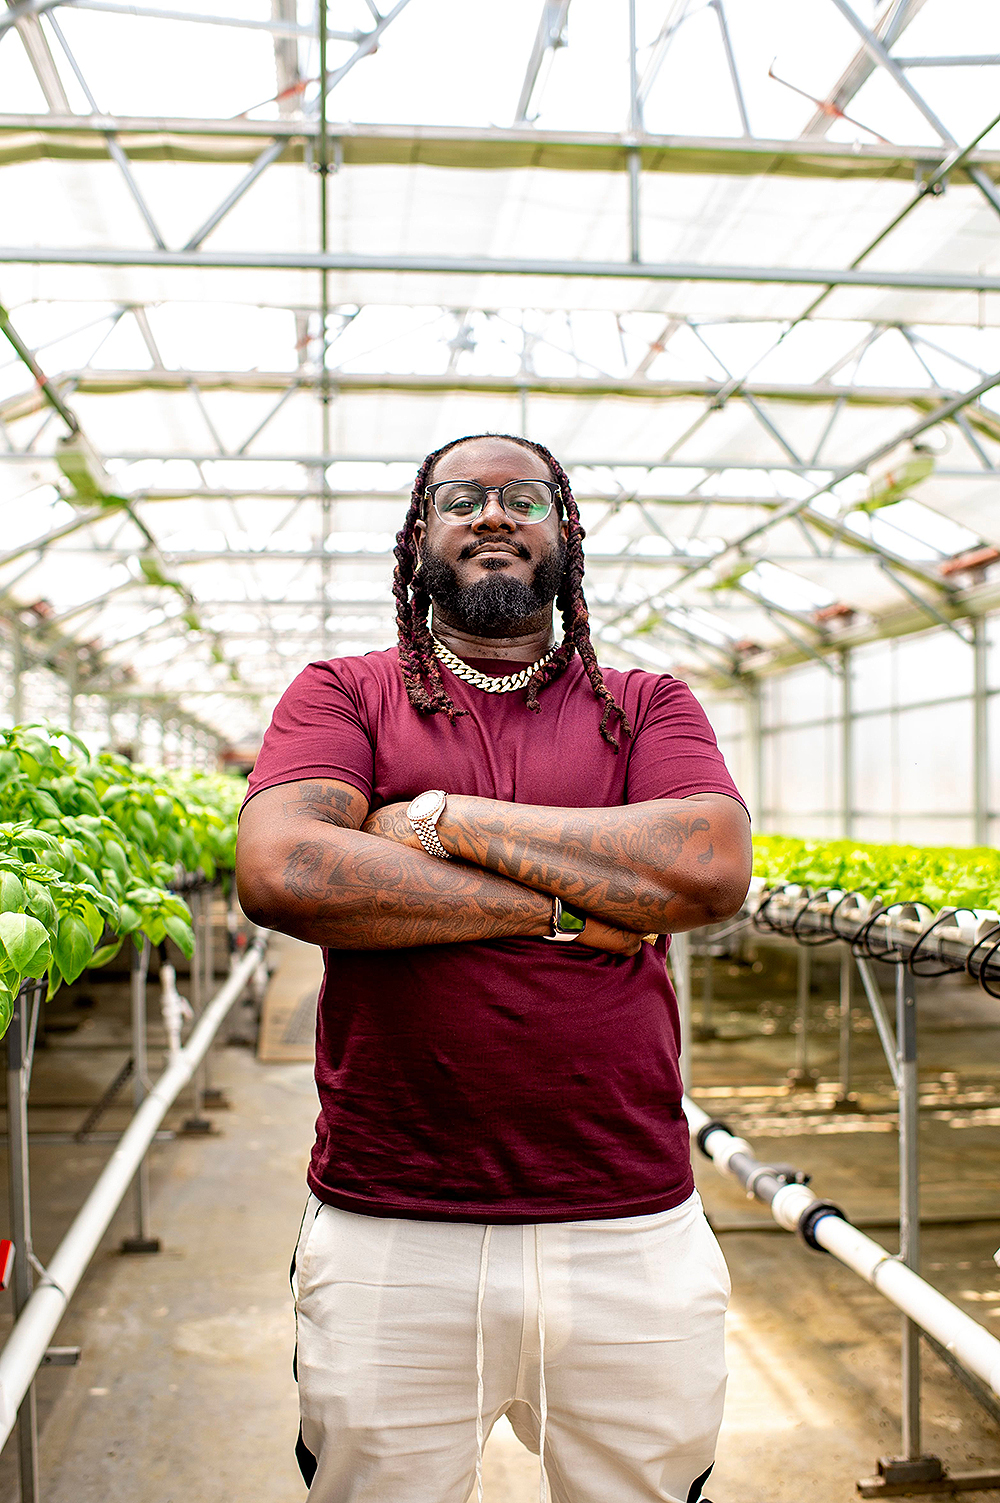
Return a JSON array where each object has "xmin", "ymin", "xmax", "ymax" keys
[
  {"xmin": 967, "ymin": 925, "xmax": 1000, "ymax": 999},
  {"xmin": 829, "ymin": 889, "xmax": 866, "ymax": 941},
  {"xmin": 792, "ymin": 888, "xmax": 842, "ymax": 947},
  {"xmin": 749, "ymin": 887, "xmax": 1000, "ymax": 999},
  {"xmin": 908, "ymin": 907, "xmax": 978, "ymax": 979},
  {"xmin": 852, "ymin": 901, "xmax": 912, "ymax": 966}
]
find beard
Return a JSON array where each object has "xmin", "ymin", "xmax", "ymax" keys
[{"xmin": 419, "ymin": 537, "xmax": 567, "ymax": 637}]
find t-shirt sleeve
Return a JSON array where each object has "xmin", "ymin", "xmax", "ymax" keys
[
  {"xmin": 243, "ymin": 660, "xmax": 375, "ymax": 811},
  {"xmin": 624, "ymin": 676, "xmax": 748, "ymax": 812}
]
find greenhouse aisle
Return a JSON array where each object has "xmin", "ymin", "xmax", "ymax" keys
[{"xmin": 6, "ymin": 936, "xmax": 998, "ymax": 1503}]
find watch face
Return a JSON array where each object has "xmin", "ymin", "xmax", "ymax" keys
[{"xmin": 409, "ymin": 790, "xmax": 442, "ymax": 821}]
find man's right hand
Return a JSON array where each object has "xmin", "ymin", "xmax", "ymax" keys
[{"xmin": 577, "ymin": 916, "xmax": 646, "ymax": 957}]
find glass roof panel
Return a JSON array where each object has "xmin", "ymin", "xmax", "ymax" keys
[{"xmin": 3, "ymin": 0, "xmax": 1000, "ymax": 744}]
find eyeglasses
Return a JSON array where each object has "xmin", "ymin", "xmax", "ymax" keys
[{"xmin": 425, "ymin": 478, "xmax": 559, "ymax": 526}]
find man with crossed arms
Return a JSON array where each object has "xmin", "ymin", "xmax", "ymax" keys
[{"xmin": 237, "ymin": 432, "xmax": 751, "ymax": 1503}]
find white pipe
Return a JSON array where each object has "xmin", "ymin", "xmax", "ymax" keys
[
  {"xmin": 815, "ymin": 1216, "xmax": 1000, "ymax": 1399},
  {"xmin": 0, "ymin": 931, "xmax": 268, "ymax": 1441},
  {"xmin": 683, "ymin": 1094, "xmax": 1000, "ymax": 1400},
  {"xmin": 158, "ymin": 959, "xmax": 193, "ymax": 1059}
]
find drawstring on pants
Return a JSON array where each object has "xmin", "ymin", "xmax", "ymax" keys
[
  {"xmin": 534, "ymin": 1226, "xmax": 548, "ymax": 1503},
  {"xmin": 474, "ymin": 1224, "xmax": 548, "ymax": 1503},
  {"xmin": 474, "ymin": 1225, "xmax": 493, "ymax": 1503}
]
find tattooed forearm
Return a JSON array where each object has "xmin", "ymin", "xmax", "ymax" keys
[
  {"xmin": 238, "ymin": 777, "xmax": 562, "ymax": 950},
  {"xmin": 425, "ymin": 793, "xmax": 751, "ymax": 933},
  {"xmin": 281, "ymin": 840, "xmax": 551, "ymax": 949},
  {"xmin": 284, "ymin": 840, "xmax": 333, "ymax": 899}
]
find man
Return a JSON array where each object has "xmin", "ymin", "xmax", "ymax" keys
[{"xmin": 236, "ymin": 432, "xmax": 752, "ymax": 1503}]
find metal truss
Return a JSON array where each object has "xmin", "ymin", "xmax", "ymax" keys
[
  {"xmin": 3, "ymin": 115, "xmax": 998, "ymax": 184},
  {"xmin": 4, "ymin": 245, "xmax": 1000, "ymax": 294},
  {"xmin": 9, "ymin": 367, "xmax": 999, "ymax": 414},
  {"xmin": 3, "ymin": 0, "xmax": 1000, "ymax": 725}
]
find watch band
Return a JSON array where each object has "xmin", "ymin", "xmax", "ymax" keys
[
  {"xmin": 412, "ymin": 820, "xmax": 450, "ymax": 861},
  {"xmin": 542, "ymin": 895, "xmax": 586, "ymax": 942},
  {"xmin": 407, "ymin": 790, "xmax": 451, "ymax": 861}
]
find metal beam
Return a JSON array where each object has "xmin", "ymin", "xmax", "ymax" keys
[
  {"xmin": 7, "ymin": 546, "xmax": 785, "ymax": 567},
  {"xmin": 4, "ymin": 244, "xmax": 1000, "ymax": 292},
  {"xmin": 3, "ymin": 0, "xmax": 71, "ymax": 110},
  {"xmin": 1, "ymin": 448, "xmax": 996, "ymax": 481},
  {"xmin": 43, "ymin": 9, "xmax": 167, "ymax": 248},
  {"xmin": 606, "ymin": 363, "xmax": 1000, "ymax": 631},
  {"xmin": 828, "ymin": 0, "xmax": 1000, "ymax": 221},
  {"xmin": 1, "ymin": 366, "xmax": 986, "ymax": 408},
  {"xmin": 5, "ymin": 116, "xmax": 1000, "ymax": 187},
  {"xmin": 801, "ymin": 0, "xmax": 929, "ymax": 138},
  {"xmin": 514, "ymin": 0, "xmax": 571, "ymax": 123},
  {"xmin": 0, "ymin": 0, "xmax": 332, "ymax": 36}
]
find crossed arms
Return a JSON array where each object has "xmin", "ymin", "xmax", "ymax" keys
[{"xmin": 236, "ymin": 778, "xmax": 752, "ymax": 953}]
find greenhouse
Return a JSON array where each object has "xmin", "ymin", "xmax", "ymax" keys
[{"xmin": 0, "ymin": 0, "xmax": 999, "ymax": 1499}]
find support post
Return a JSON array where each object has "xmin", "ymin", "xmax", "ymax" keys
[
  {"xmin": 841, "ymin": 646, "xmax": 854, "ymax": 839},
  {"xmin": 745, "ymin": 678, "xmax": 763, "ymax": 826},
  {"xmin": 837, "ymin": 946, "xmax": 855, "ymax": 1106},
  {"xmin": 11, "ymin": 623, "xmax": 24, "ymax": 725},
  {"xmin": 122, "ymin": 939, "xmax": 159, "ymax": 1253},
  {"xmin": 788, "ymin": 946, "xmax": 818, "ymax": 1087},
  {"xmin": 182, "ymin": 890, "xmax": 215, "ymax": 1132},
  {"xmin": 897, "ymin": 962, "xmax": 921, "ymax": 1460},
  {"xmin": 669, "ymin": 932, "xmax": 693, "ymax": 1094},
  {"xmin": 972, "ymin": 617, "xmax": 989, "ymax": 846},
  {"xmin": 6, "ymin": 983, "xmax": 41, "ymax": 1503},
  {"xmin": 627, "ymin": 0, "xmax": 642, "ymax": 263},
  {"xmin": 862, "ymin": 964, "xmax": 948, "ymax": 1491},
  {"xmin": 694, "ymin": 943, "xmax": 717, "ymax": 1041}
]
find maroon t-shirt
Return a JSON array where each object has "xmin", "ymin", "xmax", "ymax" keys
[{"xmin": 245, "ymin": 647, "xmax": 746, "ymax": 1223}]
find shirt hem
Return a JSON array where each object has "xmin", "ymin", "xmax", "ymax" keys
[{"xmin": 304, "ymin": 1169, "xmax": 696, "ymax": 1224}]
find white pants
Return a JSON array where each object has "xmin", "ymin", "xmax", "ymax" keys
[{"xmin": 293, "ymin": 1192, "xmax": 729, "ymax": 1503}]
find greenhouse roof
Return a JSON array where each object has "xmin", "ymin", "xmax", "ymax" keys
[{"xmin": 2, "ymin": 0, "xmax": 1000, "ymax": 745}]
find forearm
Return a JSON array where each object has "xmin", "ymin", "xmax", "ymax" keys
[
  {"xmin": 424, "ymin": 793, "xmax": 750, "ymax": 933},
  {"xmin": 238, "ymin": 824, "xmax": 552, "ymax": 949}
]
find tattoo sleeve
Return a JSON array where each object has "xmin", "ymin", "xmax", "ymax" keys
[
  {"xmin": 236, "ymin": 777, "xmax": 552, "ymax": 950},
  {"xmin": 434, "ymin": 793, "xmax": 751, "ymax": 934}
]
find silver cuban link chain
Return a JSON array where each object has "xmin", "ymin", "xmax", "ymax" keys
[{"xmin": 432, "ymin": 637, "xmax": 559, "ymax": 694}]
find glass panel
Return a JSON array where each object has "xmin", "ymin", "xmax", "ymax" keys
[
  {"xmin": 773, "ymin": 813, "xmax": 842, "ymax": 839},
  {"xmin": 762, "ymin": 724, "xmax": 841, "ymax": 822},
  {"xmin": 853, "ymin": 713, "xmax": 895, "ymax": 816},
  {"xmin": 850, "ymin": 640, "xmax": 894, "ymax": 714},
  {"xmin": 763, "ymin": 663, "xmax": 836, "ymax": 727},
  {"xmin": 896, "ymin": 702, "xmax": 973, "ymax": 814},
  {"xmin": 988, "ymin": 692, "xmax": 1000, "ymax": 819},
  {"xmin": 988, "ymin": 611, "xmax": 1000, "ymax": 693},
  {"xmin": 894, "ymin": 629, "xmax": 973, "ymax": 706},
  {"xmin": 760, "ymin": 676, "xmax": 782, "ymax": 731},
  {"xmin": 895, "ymin": 817, "xmax": 976, "ymax": 847},
  {"xmin": 853, "ymin": 816, "xmax": 897, "ymax": 845}
]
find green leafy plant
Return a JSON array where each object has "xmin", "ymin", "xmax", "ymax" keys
[
  {"xmin": 752, "ymin": 834, "xmax": 1000, "ymax": 912},
  {"xmin": 0, "ymin": 724, "xmax": 245, "ymax": 1037}
]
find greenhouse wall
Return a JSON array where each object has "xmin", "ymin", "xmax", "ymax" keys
[{"xmin": 703, "ymin": 609, "xmax": 1000, "ymax": 850}]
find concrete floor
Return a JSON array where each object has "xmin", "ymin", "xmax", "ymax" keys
[{"xmin": 2, "ymin": 934, "xmax": 999, "ymax": 1501}]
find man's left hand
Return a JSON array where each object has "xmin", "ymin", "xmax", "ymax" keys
[{"xmin": 362, "ymin": 802, "xmax": 422, "ymax": 848}]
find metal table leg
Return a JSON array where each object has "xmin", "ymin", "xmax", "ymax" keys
[
  {"xmin": 6, "ymin": 982, "xmax": 42, "ymax": 1503},
  {"xmin": 122, "ymin": 940, "xmax": 159, "ymax": 1253},
  {"xmin": 182, "ymin": 891, "xmax": 215, "ymax": 1134},
  {"xmin": 837, "ymin": 947, "xmax": 855, "ymax": 1106},
  {"xmin": 864, "ymin": 968, "xmax": 946, "ymax": 1492},
  {"xmin": 669, "ymin": 932, "xmax": 693, "ymax": 1095},
  {"xmin": 788, "ymin": 946, "xmax": 818, "ymax": 1088}
]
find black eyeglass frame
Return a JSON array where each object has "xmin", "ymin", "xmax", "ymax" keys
[{"xmin": 424, "ymin": 478, "xmax": 561, "ymax": 526}]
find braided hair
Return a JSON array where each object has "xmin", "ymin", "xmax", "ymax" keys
[{"xmin": 392, "ymin": 432, "xmax": 632, "ymax": 750}]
